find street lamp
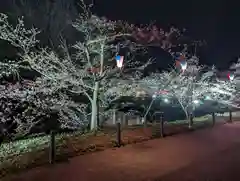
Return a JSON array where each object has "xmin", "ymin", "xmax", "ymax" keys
[
  {"xmin": 152, "ymin": 94, "xmax": 157, "ymax": 99},
  {"xmin": 163, "ymin": 98, "xmax": 169, "ymax": 103},
  {"xmin": 180, "ymin": 61, "xmax": 187, "ymax": 71},
  {"xmin": 175, "ymin": 53, "xmax": 187, "ymax": 72},
  {"xmin": 205, "ymin": 95, "xmax": 211, "ymax": 100},
  {"xmin": 115, "ymin": 55, "xmax": 124, "ymax": 68},
  {"xmin": 193, "ymin": 100, "xmax": 199, "ymax": 104}
]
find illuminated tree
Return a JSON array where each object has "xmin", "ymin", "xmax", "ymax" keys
[
  {"xmin": 0, "ymin": 81, "xmax": 87, "ymax": 139},
  {"xmin": 230, "ymin": 58, "xmax": 240, "ymax": 89},
  {"xmin": 141, "ymin": 56, "xmax": 238, "ymax": 127},
  {"xmin": 0, "ymin": 1, "xmax": 152, "ymax": 132},
  {"xmin": 0, "ymin": 0, "xmax": 188, "ymax": 134}
]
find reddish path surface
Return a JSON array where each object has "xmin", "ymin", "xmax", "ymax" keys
[{"xmin": 4, "ymin": 122, "xmax": 240, "ymax": 181}]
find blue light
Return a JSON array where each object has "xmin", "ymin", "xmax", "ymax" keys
[{"xmin": 115, "ymin": 55, "xmax": 121, "ymax": 61}]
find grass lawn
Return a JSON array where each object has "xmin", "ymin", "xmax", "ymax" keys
[{"xmin": 0, "ymin": 115, "xmax": 215, "ymax": 178}]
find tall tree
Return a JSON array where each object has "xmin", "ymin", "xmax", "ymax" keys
[
  {"xmin": 0, "ymin": 0, "xmax": 187, "ymax": 132},
  {"xmin": 0, "ymin": 4, "xmax": 151, "ymax": 131},
  {"xmin": 141, "ymin": 56, "xmax": 237, "ymax": 127}
]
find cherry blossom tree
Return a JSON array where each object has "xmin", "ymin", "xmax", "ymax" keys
[
  {"xmin": 230, "ymin": 59, "xmax": 240, "ymax": 107},
  {"xmin": 209, "ymin": 79, "xmax": 238, "ymax": 109},
  {"xmin": 0, "ymin": 80, "xmax": 87, "ymax": 140},
  {"xmin": 141, "ymin": 56, "xmax": 238, "ymax": 127},
  {"xmin": 0, "ymin": 0, "xmax": 188, "ymax": 134},
  {"xmin": 230, "ymin": 58, "xmax": 240, "ymax": 89},
  {"xmin": 101, "ymin": 81, "xmax": 142, "ymax": 124},
  {"xmin": 0, "ymin": 1, "xmax": 152, "ymax": 132},
  {"xmin": 213, "ymin": 61, "xmax": 239, "ymax": 109},
  {"xmin": 65, "ymin": 1, "xmax": 185, "ymax": 129},
  {"xmin": 130, "ymin": 24, "xmax": 182, "ymax": 51}
]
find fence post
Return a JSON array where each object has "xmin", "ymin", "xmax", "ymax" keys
[
  {"xmin": 151, "ymin": 116, "xmax": 157, "ymax": 138},
  {"xmin": 49, "ymin": 130, "xmax": 56, "ymax": 164},
  {"xmin": 123, "ymin": 114, "xmax": 128, "ymax": 127},
  {"xmin": 160, "ymin": 113, "xmax": 164, "ymax": 138},
  {"xmin": 116, "ymin": 122, "xmax": 121, "ymax": 147},
  {"xmin": 229, "ymin": 110, "xmax": 232, "ymax": 123},
  {"xmin": 212, "ymin": 112, "xmax": 215, "ymax": 126}
]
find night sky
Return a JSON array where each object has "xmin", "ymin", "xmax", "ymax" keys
[{"xmin": 93, "ymin": 0, "xmax": 240, "ymax": 70}]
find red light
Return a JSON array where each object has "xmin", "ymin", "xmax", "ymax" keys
[{"xmin": 228, "ymin": 73, "xmax": 234, "ymax": 81}]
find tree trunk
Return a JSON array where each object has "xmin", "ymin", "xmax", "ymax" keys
[
  {"xmin": 188, "ymin": 113, "xmax": 193, "ymax": 129},
  {"xmin": 142, "ymin": 117, "xmax": 147, "ymax": 127},
  {"xmin": 112, "ymin": 109, "xmax": 116, "ymax": 124},
  {"xmin": 136, "ymin": 116, "xmax": 141, "ymax": 124},
  {"xmin": 160, "ymin": 113, "xmax": 164, "ymax": 137},
  {"xmin": 188, "ymin": 80, "xmax": 193, "ymax": 129},
  {"xmin": 183, "ymin": 109, "xmax": 189, "ymax": 122},
  {"xmin": 124, "ymin": 114, "xmax": 128, "ymax": 126},
  {"xmin": 90, "ymin": 82, "xmax": 99, "ymax": 130},
  {"xmin": 122, "ymin": 113, "xmax": 127, "ymax": 126},
  {"xmin": 96, "ymin": 96, "xmax": 100, "ymax": 127}
]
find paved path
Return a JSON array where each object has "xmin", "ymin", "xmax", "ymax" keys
[{"xmin": 4, "ymin": 122, "xmax": 240, "ymax": 181}]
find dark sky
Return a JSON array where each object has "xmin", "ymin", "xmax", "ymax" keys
[{"xmin": 93, "ymin": 0, "xmax": 240, "ymax": 70}]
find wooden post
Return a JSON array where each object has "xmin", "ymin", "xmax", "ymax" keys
[
  {"xmin": 151, "ymin": 114, "xmax": 156, "ymax": 137},
  {"xmin": 125, "ymin": 114, "xmax": 128, "ymax": 126},
  {"xmin": 229, "ymin": 110, "xmax": 232, "ymax": 123},
  {"xmin": 160, "ymin": 113, "xmax": 164, "ymax": 138},
  {"xmin": 49, "ymin": 130, "xmax": 56, "ymax": 164},
  {"xmin": 212, "ymin": 112, "xmax": 215, "ymax": 126},
  {"xmin": 117, "ymin": 116, "xmax": 121, "ymax": 125},
  {"xmin": 116, "ymin": 122, "xmax": 121, "ymax": 147}
]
